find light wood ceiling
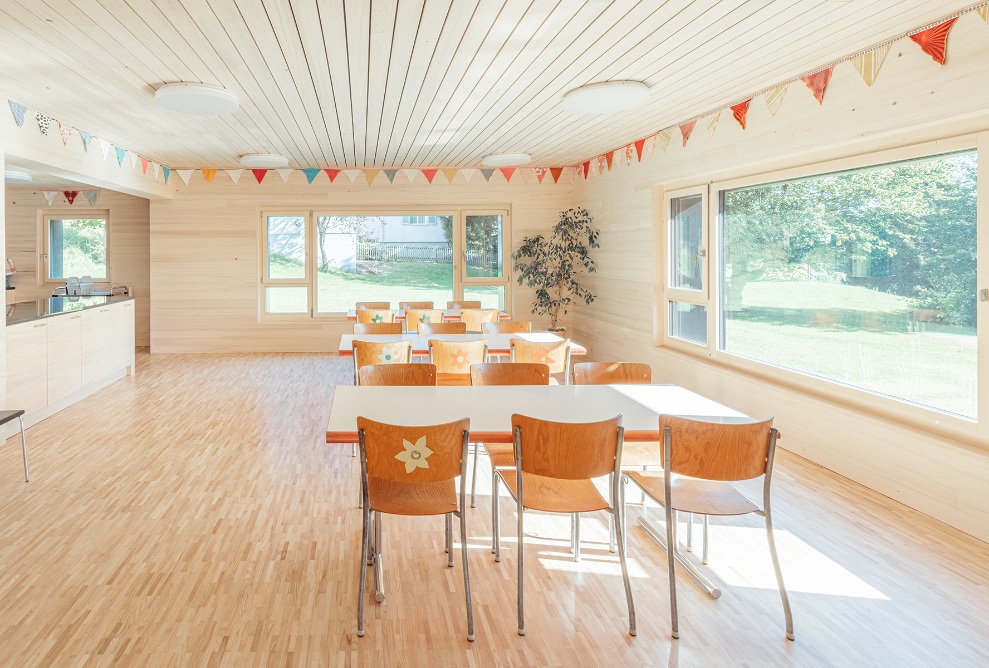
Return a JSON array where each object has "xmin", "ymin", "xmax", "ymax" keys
[{"xmin": 0, "ymin": 0, "xmax": 975, "ymax": 169}]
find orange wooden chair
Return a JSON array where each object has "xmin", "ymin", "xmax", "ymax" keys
[
  {"xmin": 356, "ymin": 417, "xmax": 475, "ymax": 641},
  {"xmin": 354, "ymin": 322, "xmax": 403, "ymax": 335},
  {"xmin": 399, "ymin": 301, "xmax": 434, "ymax": 309},
  {"xmin": 428, "ymin": 339, "xmax": 488, "ymax": 385},
  {"xmin": 510, "ymin": 338, "xmax": 571, "ymax": 384},
  {"xmin": 468, "ymin": 363, "xmax": 550, "ymax": 511},
  {"xmin": 622, "ymin": 416, "xmax": 793, "ymax": 641},
  {"xmin": 352, "ymin": 339, "xmax": 412, "ymax": 385},
  {"xmin": 447, "ymin": 300, "xmax": 482, "ymax": 309},
  {"xmin": 404, "ymin": 308, "xmax": 445, "ymax": 332},
  {"xmin": 358, "ymin": 363, "xmax": 436, "ymax": 387},
  {"xmin": 356, "ymin": 301, "xmax": 390, "ymax": 309},
  {"xmin": 418, "ymin": 321, "xmax": 467, "ymax": 335},
  {"xmin": 355, "ymin": 309, "xmax": 395, "ymax": 324},
  {"xmin": 495, "ymin": 414, "xmax": 635, "ymax": 637},
  {"xmin": 481, "ymin": 320, "xmax": 532, "ymax": 334},
  {"xmin": 573, "ymin": 362, "xmax": 651, "ymax": 385},
  {"xmin": 460, "ymin": 308, "xmax": 500, "ymax": 332}
]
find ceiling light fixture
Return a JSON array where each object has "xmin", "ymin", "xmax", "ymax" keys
[
  {"xmin": 154, "ymin": 83, "xmax": 240, "ymax": 115},
  {"xmin": 240, "ymin": 154, "xmax": 289, "ymax": 169},
  {"xmin": 482, "ymin": 153, "xmax": 532, "ymax": 167},
  {"xmin": 4, "ymin": 171, "xmax": 32, "ymax": 183},
  {"xmin": 562, "ymin": 81, "xmax": 650, "ymax": 114}
]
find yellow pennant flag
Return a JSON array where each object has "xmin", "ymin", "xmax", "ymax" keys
[
  {"xmin": 362, "ymin": 169, "xmax": 380, "ymax": 185},
  {"xmin": 201, "ymin": 168, "xmax": 217, "ymax": 183},
  {"xmin": 852, "ymin": 43, "xmax": 890, "ymax": 87},
  {"xmin": 442, "ymin": 168, "xmax": 459, "ymax": 183},
  {"xmin": 765, "ymin": 84, "xmax": 788, "ymax": 117},
  {"xmin": 978, "ymin": 5, "xmax": 988, "ymax": 22},
  {"xmin": 655, "ymin": 130, "xmax": 672, "ymax": 153},
  {"xmin": 706, "ymin": 110, "xmax": 721, "ymax": 138}
]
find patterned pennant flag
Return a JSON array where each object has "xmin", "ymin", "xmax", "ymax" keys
[
  {"xmin": 706, "ymin": 110, "xmax": 721, "ymax": 137},
  {"xmin": 343, "ymin": 169, "xmax": 360, "ymax": 183},
  {"xmin": 42, "ymin": 191, "xmax": 58, "ymax": 206},
  {"xmin": 302, "ymin": 168, "xmax": 321, "ymax": 184},
  {"xmin": 252, "ymin": 169, "xmax": 267, "ymax": 184},
  {"xmin": 275, "ymin": 169, "xmax": 292, "ymax": 183},
  {"xmin": 550, "ymin": 167, "xmax": 563, "ymax": 183},
  {"xmin": 519, "ymin": 167, "xmax": 533, "ymax": 183},
  {"xmin": 534, "ymin": 167, "xmax": 547, "ymax": 184},
  {"xmin": 226, "ymin": 169, "xmax": 242, "ymax": 183},
  {"xmin": 679, "ymin": 120, "xmax": 697, "ymax": 147},
  {"xmin": 140, "ymin": 157, "xmax": 150, "ymax": 175},
  {"xmin": 624, "ymin": 145, "xmax": 634, "ymax": 166},
  {"xmin": 63, "ymin": 190, "xmax": 79, "ymax": 204},
  {"xmin": 58, "ymin": 122, "xmax": 73, "ymax": 146},
  {"xmin": 460, "ymin": 168, "xmax": 475, "ymax": 183},
  {"xmin": 99, "ymin": 138, "xmax": 112, "ymax": 159},
  {"xmin": 176, "ymin": 169, "xmax": 195, "ymax": 185},
  {"xmin": 978, "ymin": 5, "xmax": 989, "ymax": 22},
  {"xmin": 801, "ymin": 67, "xmax": 834, "ymax": 105},
  {"xmin": 567, "ymin": 166, "xmax": 576, "ymax": 185},
  {"xmin": 401, "ymin": 169, "xmax": 419, "ymax": 183},
  {"xmin": 421, "ymin": 169, "xmax": 438, "ymax": 184},
  {"xmin": 84, "ymin": 190, "xmax": 100, "ymax": 206},
  {"xmin": 730, "ymin": 99, "xmax": 751, "ymax": 129},
  {"xmin": 8, "ymin": 100, "xmax": 26, "ymax": 127},
  {"xmin": 582, "ymin": 161, "xmax": 590, "ymax": 179},
  {"xmin": 163, "ymin": 167, "xmax": 171, "ymax": 183},
  {"xmin": 36, "ymin": 112, "xmax": 52, "ymax": 136},
  {"xmin": 79, "ymin": 131, "xmax": 93, "ymax": 151},
  {"xmin": 383, "ymin": 169, "xmax": 398, "ymax": 183},
  {"xmin": 605, "ymin": 151, "xmax": 614, "ymax": 171},
  {"xmin": 596, "ymin": 156, "xmax": 607, "ymax": 175},
  {"xmin": 128, "ymin": 151, "xmax": 139, "ymax": 169},
  {"xmin": 153, "ymin": 162, "xmax": 160, "ymax": 179},
  {"xmin": 853, "ymin": 43, "xmax": 891, "ymax": 87},
  {"xmin": 479, "ymin": 168, "xmax": 494, "ymax": 182},
  {"xmin": 201, "ymin": 168, "xmax": 217, "ymax": 183},
  {"xmin": 324, "ymin": 168, "xmax": 341, "ymax": 183},
  {"xmin": 442, "ymin": 168, "xmax": 458, "ymax": 184},
  {"xmin": 909, "ymin": 18, "xmax": 956, "ymax": 66},
  {"xmin": 765, "ymin": 84, "xmax": 788, "ymax": 116},
  {"xmin": 499, "ymin": 167, "xmax": 516, "ymax": 183},
  {"xmin": 362, "ymin": 169, "xmax": 380, "ymax": 185},
  {"xmin": 634, "ymin": 138, "xmax": 646, "ymax": 161},
  {"xmin": 115, "ymin": 146, "xmax": 126, "ymax": 166}
]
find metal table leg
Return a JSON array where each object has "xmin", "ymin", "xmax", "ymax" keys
[{"xmin": 636, "ymin": 514, "xmax": 721, "ymax": 599}]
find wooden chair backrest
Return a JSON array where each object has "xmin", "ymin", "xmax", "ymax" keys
[
  {"xmin": 470, "ymin": 363, "xmax": 550, "ymax": 386},
  {"xmin": 358, "ymin": 417, "xmax": 469, "ymax": 485},
  {"xmin": 400, "ymin": 301, "xmax": 434, "ymax": 309},
  {"xmin": 359, "ymin": 363, "xmax": 436, "ymax": 386},
  {"xmin": 429, "ymin": 339, "xmax": 488, "ymax": 374},
  {"xmin": 512, "ymin": 413, "xmax": 622, "ymax": 480},
  {"xmin": 356, "ymin": 301, "xmax": 390, "ymax": 309},
  {"xmin": 354, "ymin": 322, "xmax": 403, "ymax": 334},
  {"xmin": 460, "ymin": 308, "xmax": 500, "ymax": 332},
  {"xmin": 353, "ymin": 340, "xmax": 413, "ymax": 384},
  {"xmin": 481, "ymin": 321, "xmax": 532, "ymax": 334},
  {"xmin": 404, "ymin": 309, "xmax": 446, "ymax": 332},
  {"xmin": 510, "ymin": 338, "xmax": 571, "ymax": 375},
  {"xmin": 419, "ymin": 322, "xmax": 467, "ymax": 335},
  {"xmin": 447, "ymin": 300, "xmax": 482, "ymax": 309},
  {"xmin": 661, "ymin": 416, "xmax": 774, "ymax": 482},
  {"xmin": 355, "ymin": 309, "xmax": 395, "ymax": 324},
  {"xmin": 573, "ymin": 362, "xmax": 652, "ymax": 385}
]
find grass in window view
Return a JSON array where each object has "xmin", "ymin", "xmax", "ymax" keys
[
  {"xmin": 722, "ymin": 151, "xmax": 976, "ymax": 418},
  {"xmin": 48, "ymin": 218, "xmax": 107, "ymax": 279}
]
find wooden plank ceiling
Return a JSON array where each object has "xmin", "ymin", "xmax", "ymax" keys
[{"xmin": 0, "ymin": 0, "xmax": 975, "ymax": 169}]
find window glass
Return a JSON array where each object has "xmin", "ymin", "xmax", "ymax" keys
[
  {"xmin": 463, "ymin": 285, "xmax": 506, "ymax": 310},
  {"xmin": 465, "ymin": 214, "xmax": 504, "ymax": 279},
  {"xmin": 669, "ymin": 301, "xmax": 707, "ymax": 345},
  {"xmin": 47, "ymin": 217, "xmax": 107, "ymax": 279},
  {"xmin": 670, "ymin": 194, "xmax": 703, "ymax": 291},
  {"xmin": 265, "ymin": 287, "xmax": 308, "ymax": 313},
  {"xmin": 266, "ymin": 216, "xmax": 306, "ymax": 280}
]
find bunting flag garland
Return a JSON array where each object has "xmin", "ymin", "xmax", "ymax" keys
[
  {"xmin": 499, "ymin": 167, "xmax": 515, "ymax": 183},
  {"xmin": 36, "ymin": 112, "xmax": 52, "ymax": 136},
  {"xmin": 852, "ymin": 43, "xmax": 891, "ymax": 86},
  {"xmin": 344, "ymin": 169, "xmax": 360, "ymax": 183},
  {"xmin": 550, "ymin": 167, "xmax": 563, "ymax": 183},
  {"xmin": 909, "ymin": 17, "xmax": 956, "ymax": 66},
  {"xmin": 302, "ymin": 168, "xmax": 321, "ymax": 184},
  {"xmin": 79, "ymin": 131, "xmax": 92, "ymax": 151},
  {"xmin": 979, "ymin": 5, "xmax": 989, "ymax": 22},
  {"xmin": 63, "ymin": 190, "xmax": 79, "ymax": 204},
  {"xmin": 535, "ymin": 167, "xmax": 548, "ymax": 184},
  {"xmin": 596, "ymin": 155, "xmax": 607, "ymax": 175},
  {"xmin": 605, "ymin": 151, "xmax": 614, "ymax": 170},
  {"xmin": 252, "ymin": 169, "xmax": 267, "ymax": 184},
  {"xmin": 8, "ymin": 100, "xmax": 26, "ymax": 127},
  {"xmin": 706, "ymin": 111, "xmax": 721, "ymax": 137},
  {"xmin": 461, "ymin": 168, "xmax": 475, "ymax": 183},
  {"xmin": 201, "ymin": 168, "xmax": 217, "ymax": 183},
  {"xmin": 442, "ymin": 168, "xmax": 458, "ymax": 184},
  {"xmin": 225, "ymin": 169, "xmax": 241, "ymax": 183},
  {"xmin": 324, "ymin": 169, "xmax": 341, "ymax": 183},
  {"xmin": 679, "ymin": 120, "xmax": 697, "ymax": 147},
  {"xmin": 42, "ymin": 191, "xmax": 57, "ymax": 206},
  {"xmin": 140, "ymin": 157, "xmax": 150, "ymax": 175},
  {"xmin": 582, "ymin": 160, "xmax": 590, "ymax": 179},
  {"xmin": 128, "ymin": 151, "xmax": 139, "ymax": 169},
  {"xmin": 567, "ymin": 166, "xmax": 576, "ymax": 185},
  {"xmin": 801, "ymin": 67, "xmax": 834, "ymax": 105},
  {"xmin": 480, "ymin": 168, "xmax": 494, "ymax": 182},
  {"xmin": 656, "ymin": 130, "xmax": 672, "ymax": 153},
  {"xmin": 401, "ymin": 169, "xmax": 419, "ymax": 183},
  {"xmin": 84, "ymin": 190, "xmax": 100, "ymax": 206},
  {"xmin": 362, "ymin": 169, "xmax": 380, "ymax": 184},
  {"xmin": 153, "ymin": 162, "xmax": 160, "ymax": 179},
  {"xmin": 730, "ymin": 99, "xmax": 751, "ymax": 129},
  {"xmin": 420, "ymin": 169, "xmax": 438, "ymax": 184},
  {"xmin": 765, "ymin": 84, "xmax": 788, "ymax": 116},
  {"xmin": 276, "ymin": 168, "xmax": 293, "ymax": 183},
  {"xmin": 163, "ymin": 167, "xmax": 171, "ymax": 183},
  {"xmin": 519, "ymin": 167, "xmax": 532, "ymax": 183},
  {"xmin": 115, "ymin": 146, "xmax": 126, "ymax": 166},
  {"xmin": 383, "ymin": 169, "xmax": 398, "ymax": 183},
  {"xmin": 176, "ymin": 169, "xmax": 194, "ymax": 185},
  {"xmin": 634, "ymin": 138, "xmax": 646, "ymax": 161},
  {"xmin": 624, "ymin": 145, "xmax": 635, "ymax": 166},
  {"xmin": 58, "ymin": 122, "xmax": 73, "ymax": 146},
  {"xmin": 99, "ymin": 138, "xmax": 112, "ymax": 159}
]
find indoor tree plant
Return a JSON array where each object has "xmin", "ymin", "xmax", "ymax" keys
[{"xmin": 511, "ymin": 207, "xmax": 599, "ymax": 333}]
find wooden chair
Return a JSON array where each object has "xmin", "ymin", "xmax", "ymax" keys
[
  {"xmin": 481, "ymin": 321, "xmax": 532, "ymax": 334},
  {"xmin": 404, "ymin": 308, "xmax": 445, "ymax": 333},
  {"xmin": 510, "ymin": 338, "xmax": 571, "ymax": 384},
  {"xmin": 460, "ymin": 308, "xmax": 500, "ymax": 332},
  {"xmin": 358, "ymin": 363, "xmax": 436, "ymax": 387},
  {"xmin": 573, "ymin": 362, "xmax": 652, "ymax": 385},
  {"xmin": 622, "ymin": 416, "xmax": 793, "ymax": 641},
  {"xmin": 428, "ymin": 339, "xmax": 488, "ymax": 385},
  {"xmin": 352, "ymin": 339, "xmax": 413, "ymax": 385},
  {"xmin": 495, "ymin": 414, "xmax": 635, "ymax": 637},
  {"xmin": 468, "ymin": 363, "xmax": 550, "ymax": 510},
  {"xmin": 354, "ymin": 322, "xmax": 403, "ymax": 335},
  {"xmin": 399, "ymin": 301, "xmax": 434, "ymax": 309},
  {"xmin": 355, "ymin": 309, "xmax": 395, "ymax": 324},
  {"xmin": 418, "ymin": 321, "xmax": 467, "ymax": 335},
  {"xmin": 447, "ymin": 300, "xmax": 481, "ymax": 309},
  {"xmin": 356, "ymin": 417, "xmax": 475, "ymax": 641},
  {"xmin": 356, "ymin": 301, "xmax": 390, "ymax": 309}
]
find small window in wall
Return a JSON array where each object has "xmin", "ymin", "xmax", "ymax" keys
[{"xmin": 43, "ymin": 213, "xmax": 109, "ymax": 281}]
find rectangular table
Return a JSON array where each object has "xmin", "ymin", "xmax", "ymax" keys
[
  {"xmin": 347, "ymin": 308, "xmax": 510, "ymax": 322},
  {"xmin": 337, "ymin": 332, "xmax": 587, "ymax": 357}
]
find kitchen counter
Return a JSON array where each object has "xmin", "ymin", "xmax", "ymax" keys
[{"xmin": 5, "ymin": 295, "xmax": 135, "ymax": 326}]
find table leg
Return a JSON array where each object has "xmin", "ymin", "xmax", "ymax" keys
[{"xmin": 636, "ymin": 514, "xmax": 721, "ymax": 599}]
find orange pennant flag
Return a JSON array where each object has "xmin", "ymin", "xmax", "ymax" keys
[
  {"xmin": 605, "ymin": 151, "xmax": 614, "ymax": 171},
  {"xmin": 634, "ymin": 138, "xmax": 646, "ymax": 161},
  {"xmin": 499, "ymin": 167, "xmax": 516, "ymax": 182},
  {"xmin": 730, "ymin": 99, "xmax": 751, "ymax": 129},
  {"xmin": 140, "ymin": 157, "xmax": 150, "ymax": 174},
  {"xmin": 252, "ymin": 169, "xmax": 267, "ymax": 184},
  {"xmin": 801, "ymin": 67, "xmax": 834, "ymax": 105},
  {"xmin": 909, "ymin": 18, "xmax": 956, "ymax": 66},
  {"xmin": 550, "ymin": 167, "xmax": 563, "ymax": 183},
  {"xmin": 201, "ymin": 168, "xmax": 217, "ymax": 183},
  {"xmin": 324, "ymin": 169, "xmax": 340, "ymax": 183},
  {"xmin": 679, "ymin": 120, "xmax": 697, "ymax": 147},
  {"xmin": 442, "ymin": 168, "xmax": 459, "ymax": 183},
  {"xmin": 362, "ymin": 169, "xmax": 380, "ymax": 184},
  {"xmin": 421, "ymin": 169, "xmax": 438, "ymax": 184}
]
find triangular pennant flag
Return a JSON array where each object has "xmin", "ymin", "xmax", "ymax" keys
[
  {"xmin": 535, "ymin": 167, "xmax": 548, "ymax": 184},
  {"xmin": 519, "ymin": 167, "xmax": 533, "ymax": 183},
  {"xmin": 201, "ymin": 168, "xmax": 217, "ymax": 183},
  {"xmin": 852, "ymin": 43, "xmax": 891, "ymax": 87},
  {"xmin": 58, "ymin": 122, "xmax": 73, "ymax": 146},
  {"xmin": 128, "ymin": 151, "xmax": 139, "ymax": 169},
  {"xmin": 582, "ymin": 161, "xmax": 590, "ymax": 179},
  {"xmin": 765, "ymin": 84, "xmax": 788, "ymax": 116},
  {"xmin": 79, "ymin": 131, "xmax": 92, "ymax": 151},
  {"xmin": 679, "ymin": 120, "xmax": 697, "ymax": 147},
  {"xmin": 324, "ymin": 168, "xmax": 341, "ymax": 183},
  {"xmin": 730, "ymin": 99, "xmax": 751, "ymax": 129},
  {"xmin": 421, "ymin": 169, "xmax": 438, "ymax": 184},
  {"xmin": 177, "ymin": 169, "xmax": 194, "ymax": 185},
  {"xmin": 225, "ymin": 169, "xmax": 241, "ymax": 183},
  {"xmin": 978, "ymin": 5, "xmax": 989, "ymax": 23},
  {"xmin": 362, "ymin": 169, "xmax": 380, "ymax": 185},
  {"xmin": 605, "ymin": 151, "xmax": 614, "ymax": 171},
  {"xmin": 140, "ymin": 157, "xmax": 149, "ymax": 175},
  {"xmin": 163, "ymin": 167, "xmax": 171, "ymax": 183},
  {"xmin": 383, "ymin": 169, "xmax": 397, "ymax": 183},
  {"xmin": 645, "ymin": 134, "xmax": 657, "ymax": 157},
  {"xmin": 550, "ymin": 167, "xmax": 563, "ymax": 183},
  {"xmin": 8, "ymin": 100, "xmax": 26, "ymax": 127},
  {"xmin": 442, "ymin": 168, "xmax": 458, "ymax": 184},
  {"xmin": 115, "ymin": 146, "xmax": 126, "ymax": 166},
  {"xmin": 567, "ymin": 166, "xmax": 576, "ymax": 185},
  {"xmin": 344, "ymin": 169, "xmax": 360, "ymax": 183},
  {"xmin": 909, "ymin": 18, "xmax": 956, "ymax": 66},
  {"xmin": 36, "ymin": 112, "xmax": 52, "ymax": 136},
  {"xmin": 63, "ymin": 190, "xmax": 79, "ymax": 204},
  {"xmin": 656, "ymin": 130, "xmax": 672, "ymax": 154},
  {"xmin": 460, "ymin": 168, "xmax": 475, "ymax": 183},
  {"xmin": 623, "ymin": 145, "xmax": 634, "ymax": 166},
  {"xmin": 634, "ymin": 138, "xmax": 646, "ymax": 161},
  {"xmin": 252, "ymin": 169, "xmax": 267, "ymax": 184},
  {"xmin": 275, "ymin": 168, "xmax": 292, "ymax": 183},
  {"xmin": 42, "ymin": 191, "xmax": 58, "ymax": 206},
  {"xmin": 99, "ymin": 138, "xmax": 112, "ymax": 159},
  {"xmin": 801, "ymin": 67, "xmax": 834, "ymax": 105},
  {"xmin": 302, "ymin": 168, "xmax": 321, "ymax": 184},
  {"xmin": 153, "ymin": 162, "xmax": 160, "ymax": 178},
  {"xmin": 706, "ymin": 111, "xmax": 721, "ymax": 137},
  {"xmin": 499, "ymin": 167, "xmax": 516, "ymax": 183},
  {"xmin": 84, "ymin": 190, "xmax": 100, "ymax": 206},
  {"xmin": 401, "ymin": 169, "xmax": 419, "ymax": 183},
  {"xmin": 479, "ymin": 168, "xmax": 494, "ymax": 182}
]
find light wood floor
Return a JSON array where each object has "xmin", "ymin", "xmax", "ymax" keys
[{"xmin": 1, "ymin": 352, "xmax": 988, "ymax": 667}]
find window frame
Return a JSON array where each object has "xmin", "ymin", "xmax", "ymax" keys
[
  {"xmin": 660, "ymin": 187, "xmax": 713, "ymax": 352},
  {"xmin": 41, "ymin": 210, "xmax": 111, "ymax": 284},
  {"xmin": 259, "ymin": 209, "xmax": 312, "ymax": 321}
]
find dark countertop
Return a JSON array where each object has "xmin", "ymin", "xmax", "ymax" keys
[{"xmin": 6, "ymin": 295, "xmax": 135, "ymax": 326}]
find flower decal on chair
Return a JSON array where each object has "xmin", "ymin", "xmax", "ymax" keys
[
  {"xmin": 449, "ymin": 349, "xmax": 470, "ymax": 370},
  {"xmin": 378, "ymin": 344, "xmax": 405, "ymax": 364},
  {"xmin": 395, "ymin": 435, "xmax": 433, "ymax": 473},
  {"xmin": 371, "ymin": 314, "xmax": 384, "ymax": 323},
  {"xmin": 533, "ymin": 348, "xmax": 555, "ymax": 365},
  {"xmin": 419, "ymin": 314, "xmax": 431, "ymax": 323}
]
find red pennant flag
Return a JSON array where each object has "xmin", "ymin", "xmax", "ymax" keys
[
  {"xmin": 324, "ymin": 169, "xmax": 340, "ymax": 183},
  {"xmin": 63, "ymin": 190, "xmax": 79, "ymax": 204},
  {"xmin": 633, "ymin": 138, "xmax": 646, "ymax": 161},
  {"xmin": 909, "ymin": 18, "xmax": 956, "ymax": 66},
  {"xmin": 801, "ymin": 67, "xmax": 833, "ymax": 105},
  {"xmin": 679, "ymin": 120, "xmax": 697, "ymax": 147},
  {"xmin": 421, "ymin": 169, "xmax": 438, "ymax": 184},
  {"xmin": 499, "ymin": 167, "xmax": 516, "ymax": 182},
  {"xmin": 604, "ymin": 152, "xmax": 614, "ymax": 170},
  {"xmin": 550, "ymin": 167, "xmax": 563, "ymax": 183},
  {"xmin": 730, "ymin": 99, "xmax": 751, "ymax": 129},
  {"xmin": 140, "ymin": 157, "xmax": 149, "ymax": 174},
  {"xmin": 252, "ymin": 169, "xmax": 267, "ymax": 184},
  {"xmin": 582, "ymin": 161, "xmax": 590, "ymax": 179}
]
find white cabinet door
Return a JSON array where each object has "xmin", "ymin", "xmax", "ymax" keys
[
  {"xmin": 47, "ymin": 314, "xmax": 83, "ymax": 404},
  {"xmin": 109, "ymin": 301, "xmax": 135, "ymax": 373},
  {"xmin": 6, "ymin": 321, "xmax": 48, "ymax": 413},
  {"xmin": 81, "ymin": 306, "xmax": 110, "ymax": 386}
]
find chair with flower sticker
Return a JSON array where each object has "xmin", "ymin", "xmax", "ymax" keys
[
  {"xmin": 460, "ymin": 308, "xmax": 500, "ymax": 332},
  {"xmin": 404, "ymin": 308, "xmax": 445, "ymax": 333},
  {"xmin": 355, "ymin": 309, "xmax": 395, "ymax": 324},
  {"xmin": 510, "ymin": 338, "xmax": 572, "ymax": 384},
  {"xmin": 447, "ymin": 300, "xmax": 482, "ymax": 309},
  {"xmin": 352, "ymin": 339, "xmax": 413, "ymax": 386},
  {"xmin": 399, "ymin": 301, "xmax": 434, "ymax": 310},
  {"xmin": 428, "ymin": 339, "xmax": 488, "ymax": 386},
  {"xmin": 356, "ymin": 416, "xmax": 475, "ymax": 641},
  {"xmin": 356, "ymin": 301, "xmax": 390, "ymax": 310},
  {"xmin": 354, "ymin": 322, "xmax": 403, "ymax": 335}
]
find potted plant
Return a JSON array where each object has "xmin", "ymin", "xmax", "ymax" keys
[{"xmin": 511, "ymin": 207, "xmax": 599, "ymax": 335}]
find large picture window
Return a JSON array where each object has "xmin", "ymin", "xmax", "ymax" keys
[{"xmin": 43, "ymin": 213, "xmax": 109, "ymax": 281}]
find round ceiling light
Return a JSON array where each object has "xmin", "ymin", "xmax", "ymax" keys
[
  {"xmin": 154, "ymin": 83, "xmax": 239, "ymax": 115},
  {"xmin": 4, "ymin": 171, "xmax": 32, "ymax": 183},
  {"xmin": 240, "ymin": 154, "xmax": 289, "ymax": 169},
  {"xmin": 562, "ymin": 81, "xmax": 650, "ymax": 114},
  {"xmin": 482, "ymin": 153, "xmax": 532, "ymax": 167}
]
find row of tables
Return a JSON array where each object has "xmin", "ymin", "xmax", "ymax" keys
[{"xmin": 346, "ymin": 308, "xmax": 511, "ymax": 322}]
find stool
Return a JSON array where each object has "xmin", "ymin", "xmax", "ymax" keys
[{"xmin": 0, "ymin": 410, "xmax": 29, "ymax": 482}]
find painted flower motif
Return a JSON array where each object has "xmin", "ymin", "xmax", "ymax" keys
[
  {"xmin": 378, "ymin": 344, "xmax": 405, "ymax": 364},
  {"xmin": 371, "ymin": 314, "xmax": 384, "ymax": 323},
  {"xmin": 395, "ymin": 435, "xmax": 433, "ymax": 473},
  {"xmin": 449, "ymin": 348, "xmax": 470, "ymax": 369},
  {"xmin": 533, "ymin": 348, "xmax": 555, "ymax": 365},
  {"xmin": 419, "ymin": 314, "xmax": 431, "ymax": 323}
]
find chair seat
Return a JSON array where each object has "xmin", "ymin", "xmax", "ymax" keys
[
  {"xmin": 482, "ymin": 443, "xmax": 514, "ymax": 469},
  {"xmin": 367, "ymin": 477, "xmax": 457, "ymax": 516},
  {"xmin": 496, "ymin": 470, "xmax": 610, "ymax": 513},
  {"xmin": 625, "ymin": 472, "xmax": 760, "ymax": 516},
  {"xmin": 0, "ymin": 409, "xmax": 25, "ymax": 426}
]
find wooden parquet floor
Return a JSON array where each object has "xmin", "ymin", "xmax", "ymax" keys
[{"xmin": 0, "ymin": 351, "xmax": 987, "ymax": 667}]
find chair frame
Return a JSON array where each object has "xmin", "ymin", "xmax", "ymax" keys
[
  {"xmin": 510, "ymin": 338, "xmax": 572, "ymax": 384},
  {"xmin": 352, "ymin": 340, "xmax": 413, "ymax": 386},
  {"xmin": 399, "ymin": 301, "xmax": 434, "ymax": 310},
  {"xmin": 404, "ymin": 308, "xmax": 446, "ymax": 333},
  {"xmin": 358, "ymin": 363, "xmax": 436, "ymax": 386},
  {"xmin": 460, "ymin": 308, "xmax": 501, "ymax": 332},
  {"xmin": 355, "ymin": 309, "xmax": 396, "ymax": 324},
  {"xmin": 572, "ymin": 362, "xmax": 651, "ymax": 385},
  {"xmin": 481, "ymin": 321, "xmax": 532, "ymax": 335},
  {"xmin": 356, "ymin": 301, "xmax": 390, "ymax": 309},
  {"xmin": 447, "ymin": 300, "xmax": 482, "ymax": 309},
  {"xmin": 419, "ymin": 321, "xmax": 467, "ymax": 335},
  {"xmin": 428, "ymin": 339, "xmax": 489, "ymax": 383},
  {"xmin": 354, "ymin": 322, "xmax": 403, "ymax": 335}
]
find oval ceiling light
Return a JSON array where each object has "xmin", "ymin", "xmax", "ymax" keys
[
  {"xmin": 4, "ymin": 171, "xmax": 32, "ymax": 183},
  {"xmin": 482, "ymin": 153, "xmax": 532, "ymax": 167},
  {"xmin": 154, "ymin": 83, "xmax": 239, "ymax": 115},
  {"xmin": 562, "ymin": 81, "xmax": 650, "ymax": 114},
  {"xmin": 240, "ymin": 154, "xmax": 289, "ymax": 169}
]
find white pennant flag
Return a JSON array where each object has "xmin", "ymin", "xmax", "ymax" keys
[
  {"xmin": 226, "ymin": 169, "xmax": 243, "ymax": 184},
  {"xmin": 42, "ymin": 191, "xmax": 58, "ymax": 206},
  {"xmin": 460, "ymin": 168, "xmax": 475, "ymax": 183},
  {"xmin": 153, "ymin": 162, "xmax": 160, "ymax": 178},
  {"xmin": 276, "ymin": 168, "xmax": 293, "ymax": 183},
  {"xmin": 344, "ymin": 169, "xmax": 360, "ymax": 183},
  {"xmin": 401, "ymin": 169, "xmax": 419, "ymax": 184},
  {"xmin": 176, "ymin": 169, "xmax": 195, "ymax": 185},
  {"xmin": 706, "ymin": 110, "xmax": 721, "ymax": 138},
  {"xmin": 128, "ymin": 151, "xmax": 139, "ymax": 169},
  {"xmin": 84, "ymin": 190, "xmax": 100, "ymax": 206},
  {"xmin": 98, "ymin": 138, "xmax": 112, "ymax": 159}
]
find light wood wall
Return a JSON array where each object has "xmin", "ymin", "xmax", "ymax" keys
[
  {"xmin": 5, "ymin": 187, "xmax": 151, "ymax": 347},
  {"xmin": 574, "ymin": 14, "xmax": 989, "ymax": 542},
  {"xmin": 149, "ymin": 176, "xmax": 574, "ymax": 352}
]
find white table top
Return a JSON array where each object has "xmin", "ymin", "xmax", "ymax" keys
[
  {"xmin": 346, "ymin": 308, "xmax": 510, "ymax": 321},
  {"xmin": 338, "ymin": 332, "xmax": 587, "ymax": 356},
  {"xmin": 326, "ymin": 384, "xmax": 750, "ymax": 443}
]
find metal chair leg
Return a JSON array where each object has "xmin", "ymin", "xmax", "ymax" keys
[
  {"xmin": 19, "ymin": 416, "xmax": 29, "ymax": 482},
  {"xmin": 352, "ymin": 442, "xmax": 357, "ymax": 457},
  {"xmin": 702, "ymin": 514, "xmax": 710, "ymax": 565},
  {"xmin": 573, "ymin": 513, "xmax": 581, "ymax": 562},
  {"xmin": 766, "ymin": 507, "xmax": 795, "ymax": 640},
  {"xmin": 446, "ymin": 513, "xmax": 454, "ymax": 567},
  {"xmin": 620, "ymin": 473, "xmax": 629, "ymax": 554},
  {"xmin": 470, "ymin": 445, "xmax": 479, "ymax": 508},
  {"xmin": 608, "ymin": 473, "xmax": 616, "ymax": 553},
  {"xmin": 373, "ymin": 511, "xmax": 385, "ymax": 603},
  {"xmin": 357, "ymin": 502, "xmax": 369, "ymax": 637},
  {"xmin": 492, "ymin": 470, "xmax": 501, "ymax": 559},
  {"xmin": 665, "ymin": 502, "xmax": 679, "ymax": 639},
  {"xmin": 614, "ymin": 509, "xmax": 637, "ymax": 636},
  {"xmin": 686, "ymin": 513, "xmax": 693, "ymax": 552},
  {"xmin": 459, "ymin": 509, "xmax": 475, "ymax": 642},
  {"xmin": 517, "ymin": 501, "xmax": 526, "ymax": 635}
]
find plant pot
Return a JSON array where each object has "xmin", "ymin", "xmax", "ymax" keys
[{"xmin": 546, "ymin": 326, "xmax": 566, "ymax": 338}]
